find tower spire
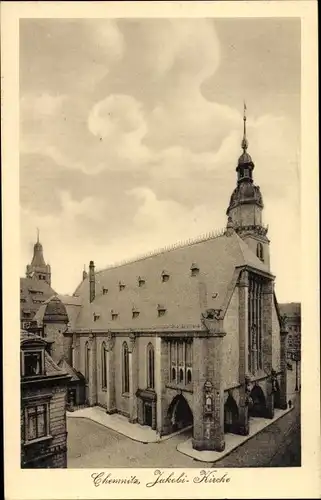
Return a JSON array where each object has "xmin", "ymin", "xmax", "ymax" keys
[
  {"xmin": 241, "ymin": 101, "xmax": 248, "ymax": 152},
  {"xmin": 37, "ymin": 227, "xmax": 40, "ymax": 243}
]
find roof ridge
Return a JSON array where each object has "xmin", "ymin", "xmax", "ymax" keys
[{"xmin": 95, "ymin": 227, "xmax": 227, "ymax": 275}]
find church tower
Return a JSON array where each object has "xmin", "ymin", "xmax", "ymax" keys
[
  {"xmin": 26, "ymin": 229, "xmax": 52, "ymax": 285},
  {"xmin": 226, "ymin": 104, "xmax": 270, "ymax": 268}
]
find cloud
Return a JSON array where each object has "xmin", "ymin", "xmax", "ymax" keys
[
  {"xmin": 21, "ymin": 93, "xmax": 66, "ymax": 118},
  {"xmin": 19, "ymin": 19, "xmax": 301, "ymax": 301},
  {"xmin": 20, "ymin": 19, "xmax": 125, "ymax": 95}
]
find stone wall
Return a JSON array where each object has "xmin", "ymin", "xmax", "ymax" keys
[
  {"xmin": 272, "ymin": 302, "xmax": 281, "ymax": 372},
  {"xmin": 44, "ymin": 323, "xmax": 68, "ymax": 363},
  {"xmin": 222, "ymin": 287, "xmax": 239, "ymax": 389}
]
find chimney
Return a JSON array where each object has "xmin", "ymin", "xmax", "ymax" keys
[{"xmin": 89, "ymin": 260, "xmax": 95, "ymax": 303}]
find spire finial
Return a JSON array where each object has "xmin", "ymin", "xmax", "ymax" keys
[
  {"xmin": 241, "ymin": 101, "xmax": 248, "ymax": 152},
  {"xmin": 36, "ymin": 227, "xmax": 39, "ymax": 243}
]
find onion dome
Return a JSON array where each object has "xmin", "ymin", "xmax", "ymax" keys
[{"xmin": 43, "ymin": 295, "xmax": 69, "ymax": 323}]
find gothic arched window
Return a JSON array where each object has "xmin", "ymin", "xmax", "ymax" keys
[
  {"xmin": 85, "ymin": 341, "xmax": 90, "ymax": 383},
  {"xmin": 256, "ymin": 242, "xmax": 264, "ymax": 261},
  {"xmin": 147, "ymin": 343, "xmax": 155, "ymax": 389},
  {"xmin": 122, "ymin": 342, "xmax": 129, "ymax": 394},
  {"xmin": 101, "ymin": 342, "xmax": 107, "ymax": 389}
]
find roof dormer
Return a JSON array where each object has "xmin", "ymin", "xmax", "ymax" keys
[{"xmin": 161, "ymin": 270, "xmax": 170, "ymax": 283}]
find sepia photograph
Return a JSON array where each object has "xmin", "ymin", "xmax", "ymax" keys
[
  {"xmin": 19, "ymin": 15, "xmax": 302, "ymax": 469},
  {"xmin": 2, "ymin": 1, "xmax": 319, "ymax": 499}
]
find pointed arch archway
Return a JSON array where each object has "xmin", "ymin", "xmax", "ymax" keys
[
  {"xmin": 167, "ymin": 394, "xmax": 193, "ymax": 432},
  {"xmin": 249, "ymin": 384, "xmax": 267, "ymax": 417},
  {"xmin": 224, "ymin": 394, "xmax": 239, "ymax": 433}
]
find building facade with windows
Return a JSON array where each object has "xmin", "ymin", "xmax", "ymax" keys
[
  {"xmin": 279, "ymin": 303, "xmax": 301, "ymax": 359},
  {"xmin": 20, "ymin": 330, "xmax": 70, "ymax": 468},
  {"xmin": 34, "ymin": 114, "xmax": 289, "ymax": 452}
]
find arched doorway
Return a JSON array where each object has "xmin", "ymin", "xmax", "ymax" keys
[
  {"xmin": 167, "ymin": 395, "xmax": 193, "ymax": 432},
  {"xmin": 224, "ymin": 394, "xmax": 239, "ymax": 433},
  {"xmin": 249, "ymin": 384, "xmax": 266, "ymax": 417}
]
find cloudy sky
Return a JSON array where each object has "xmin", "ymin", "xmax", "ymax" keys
[{"xmin": 20, "ymin": 18, "xmax": 301, "ymax": 301}]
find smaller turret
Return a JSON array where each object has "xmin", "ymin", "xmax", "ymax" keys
[
  {"xmin": 82, "ymin": 265, "xmax": 88, "ymax": 281},
  {"xmin": 26, "ymin": 229, "xmax": 51, "ymax": 285}
]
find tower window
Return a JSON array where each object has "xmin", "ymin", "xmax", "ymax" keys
[
  {"xmin": 256, "ymin": 243, "xmax": 264, "ymax": 261},
  {"xmin": 119, "ymin": 282, "xmax": 126, "ymax": 291},
  {"xmin": 102, "ymin": 287, "xmax": 108, "ymax": 295},
  {"xmin": 132, "ymin": 310, "xmax": 140, "ymax": 319},
  {"xmin": 186, "ymin": 368, "xmax": 192, "ymax": 385}
]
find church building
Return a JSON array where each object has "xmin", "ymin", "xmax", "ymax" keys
[{"xmin": 35, "ymin": 110, "xmax": 289, "ymax": 452}]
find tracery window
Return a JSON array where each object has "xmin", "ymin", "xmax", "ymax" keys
[
  {"xmin": 169, "ymin": 339, "xmax": 193, "ymax": 386},
  {"xmin": 85, "ymin": 341, "xmax": 90, "ymax": 383},
  {"xmin": 147, "ymin": 343, "xmax": 155, "ymax": 389},
  {"xmin": 248, "ymin": 274, "xmax": 264, "ymax": 374},
  {"xmin": 101, "ymin": 342, "xmax": 107, "ymax": 389},
  {"xmin": 122, "ymin": 341, "xmax": 129, "ymax": 394}
]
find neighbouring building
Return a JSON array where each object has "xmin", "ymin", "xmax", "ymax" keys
[
  {"xmin": 20, "ymin": 330, "xmax": 70, "ymax": 468},
  {"xmin": 279, "ymin": 303, "xmax": 301, "ymax": 360},
  {"xmin": 21, "ymin": 231, "xmax": 56, "ymax": 327},
  {"xmin": 34, "ymin": 295, "xmax": 86, "ymax": 408},
  {"xmin": 34, "ymin": 110, "xmax": 289, "ymax": 452}
]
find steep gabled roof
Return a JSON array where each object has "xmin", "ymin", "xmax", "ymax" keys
[
  {"xmin": 58, "ymin": 358, "xmax": 85, "ymax": 382},
  {"xmin": 73, "ymin": 230, "xmax": 272, "ymax": 331},
  {"xmin": 20, "ymin": 277, "xmax": 56, "ymax": 321}
]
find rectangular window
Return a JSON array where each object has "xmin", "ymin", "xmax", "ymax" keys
[
  {"xmin": 25, "ymin": 404, "xmax": 48, "ymax": 442},
  {"xmin": 23, "ymin": 351, "xmax": 43, "ymax": 376}
]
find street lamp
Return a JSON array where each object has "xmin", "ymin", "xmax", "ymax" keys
[{"xmin": 292, "ymin": 351, "xmax": 301, "ymax": 392}]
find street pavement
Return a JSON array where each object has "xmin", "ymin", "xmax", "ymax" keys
[{"xmin": 67, "ymin": 369, "xmax": 301, "ymax": 468}]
